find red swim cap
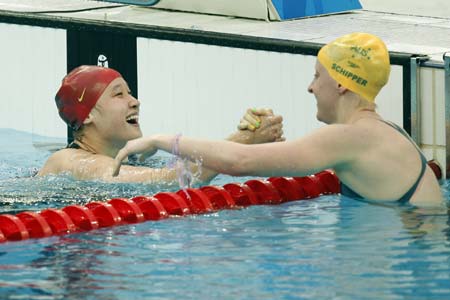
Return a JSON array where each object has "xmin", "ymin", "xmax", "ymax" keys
[{"xmin": 55, "ymin": 65, "xmax": 122, "ymax": 130}]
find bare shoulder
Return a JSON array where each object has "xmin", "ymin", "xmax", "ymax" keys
[
  {"xmin": 38, "ymin": 149, "xmax": 69, "ymax": 175},
  {"xmin": 38, "ymin": 148, "xmax": 100, "ymax": 177},
  {"xmin": 306, "ymin": 123, "xmax": 378, "ymax": 151},
  {"xmin": 39, "ymin": 148, "xmax": 175, "ymax": 183}
]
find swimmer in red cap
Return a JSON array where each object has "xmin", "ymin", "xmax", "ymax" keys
[
  {"xmin": 38, "ymin": 65, "xmax": 284, "ymax": 183},
  {"xmin": 113, "ymin": 33, "xmax": 444, "ymax": 207}
]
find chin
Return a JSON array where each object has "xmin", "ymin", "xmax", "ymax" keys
[
  {"xmin": 120, "ymin": 131, "xmax": 142, "ymax": 143},
  {"xmin": 131, "ymin": 130, "xmax": 143, "ymax": 139},
  {"xmin": 316, "ymin": 114, "xmax": 331, "ymax": 125},
  {"xmin": 316, "ymin": 112, "xmax": 323, "ymax": 122},
  {"xmin": 130, "ymin": 125, "xmax": 143, "ymax": 138}
]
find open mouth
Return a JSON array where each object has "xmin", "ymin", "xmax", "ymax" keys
[{"xmin": 126, "ymin": 114, "xmax": 139, "ymax": 125}]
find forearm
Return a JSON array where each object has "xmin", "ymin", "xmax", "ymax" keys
[
  {"xmin": 97, "ymin": 163, "xmax": 179, "ymax": 184},
  {"xmin": 153, "ymin": 134, "xmax": 250, "ymax": 176},
  {"xmin": 186, "ymin": 131, "xmax": 258, "ymax": 182}
]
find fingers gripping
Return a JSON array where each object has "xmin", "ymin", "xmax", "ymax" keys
[
  {"xmin": 259, "ymin": 115, "xmax": 284, "ymax": 142},
  {"xmin": 243, "ymin": 113, "xmax": 260, "ymax": 130},
  {"xmin": 112, "ymin": 147, "xmax": 130, "ymax": 177},
  {"xmin": 238, "ymin": 108, "xmax": 274, "ymax": 131},
  {"xmin": 251, "ymin": 108, "xmax": 273, "ymax": 116}
]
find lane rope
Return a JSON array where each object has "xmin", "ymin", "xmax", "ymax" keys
[{"xmin": 0, "ymin": 170, "xmax": 340, "ymax": 243}]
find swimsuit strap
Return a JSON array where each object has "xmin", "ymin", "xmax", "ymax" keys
[
  {"xmin": 340, "ymin": 120, "xmax": 427, "ymax": 203},
  {"xmin": 340, "ymin": 182, "xmax": 365, "ymax": 200},
  {"xmin": 380, "ymin": 120, "xmax": 427, "ymax": 203},
  {"xmin": 66, "ymin": 141, "xmax": 81, "ymax": 149}
]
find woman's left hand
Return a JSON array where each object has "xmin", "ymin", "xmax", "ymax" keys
[{"xmin": 238, "ymin": 108, "xmax": 274, "ymax": 131}]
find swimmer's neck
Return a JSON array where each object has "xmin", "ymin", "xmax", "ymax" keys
[
  {"xmin": 73, "ymin": 136, "xmax": 124, "ymax": 158},
  {"xmin": 335, "ymin": 94, "xmax": 378, "ymax": 124}
]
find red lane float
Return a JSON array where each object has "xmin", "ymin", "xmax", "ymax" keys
[
  {"xmin": 108, "ymin": 198, "xmax": 145, "ymax": 224},
  {"xmin": 0, "ymin": 171, "xmax": 340, "ymax": 243},
  {"xmin": 85, "ymin": 202, "xmax": 122, "ymax": 228},
  {"xmin": 130, "ymin": 196, "xmax": 168, "ymax": 221},
  {"xmin": 62, "ymin": 205, "xmax": 99, "ymax": 231},
  {"xmin": 153, "ymin": 192, "xmax": 190, "ymax": 216},
  {"xmin": 16, "ymin": 212, "xmax": 52, "ymax": 238},
  {"xmin": 176, "ymin": 189, "xmax": 213, "ymax": 214},
  {"xmin": 268, "ymin": 177, "xmax": 306, "ymax": 201},
  {"xmin": 0, "ymin": 215, "xmax": 29, "ymax": 241},
  {"xmin": 200, "ymin": 186, "xmax": 235, "ymax": 209},
  {"xmin": 40, "ymin": 209, "xmax": 77, "ymax": 235},
  {"xmin": 315, "ymin": 170, "xmax": 341, "ymax": 194},
  {"xmin": 222, "ymin": 183, "xmax": 258, "ymax": 206},
  {"xmin": 293, "ymin": 176, "xmax": 324, "ymax": 198},
  {"xmin": 244, "ymin": 179, "xmax": 283, "ymax": 204}
]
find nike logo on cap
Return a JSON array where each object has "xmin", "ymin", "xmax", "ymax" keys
[{"xmin": 78, "ymin": 88, "xmax": 86, "ymax": 102}]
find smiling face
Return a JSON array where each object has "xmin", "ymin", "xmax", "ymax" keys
[
  {"xmin": 87, "ymin": 77, "xmax": 142, "ymax": 148},
  {"xmin": 307, "ymin": 61, "xmax": 341, "ymax": 124}
]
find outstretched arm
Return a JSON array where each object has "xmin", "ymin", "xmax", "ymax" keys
[
  {"xmin": 112, "ymin": 113, "xmax": 284, "ymax": 177},
  {"xmin": 113, "ymin": 124, "xmax": 359, "ymax": 179}
]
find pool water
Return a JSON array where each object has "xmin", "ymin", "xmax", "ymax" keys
[{"xmin": 0, "ymin": 129, "xmax": 449, "ymax": 300}]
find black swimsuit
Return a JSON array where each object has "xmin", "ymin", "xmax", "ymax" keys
[
  {"xmin": 340, "ymin": 120, "xmax": 427, "ymax": 204},
  {"xmin": 66, "ymin": 142, "xmax": 81, "ymax": 149}
]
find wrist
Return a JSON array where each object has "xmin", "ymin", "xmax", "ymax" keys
[
  {"xmin": 171, "ymin": 133, "xmax": 182, "ymax": 156},
  {"xmin": 151, "ymin": 134, "xmax": 166, "ymax": 149}
]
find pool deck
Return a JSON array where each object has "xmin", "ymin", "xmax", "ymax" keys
[{"xmin": 0, "ymin": 0, "xmax": 449, "ymax": 62}]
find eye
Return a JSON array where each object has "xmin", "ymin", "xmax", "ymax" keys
[{"xmin": 115, "ymin": 92, "xmax": 123, "ymax": 97}]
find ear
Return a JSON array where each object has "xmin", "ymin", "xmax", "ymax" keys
[
  {"xmin": 83, "ymin": 113, "xmax": 94, "ymax": 125},
  {"xmin": 337, "ymin": 83, "xmax": 348, "ymax": 95}
]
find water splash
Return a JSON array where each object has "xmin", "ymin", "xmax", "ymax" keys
[{"xmin": 167, "ymin": 134, "xmax": 202, "ymax": 198}]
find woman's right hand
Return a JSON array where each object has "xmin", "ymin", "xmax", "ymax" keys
[{"xmin": 112, "ymin": 136, "xmax": 158, "ymax": 176}]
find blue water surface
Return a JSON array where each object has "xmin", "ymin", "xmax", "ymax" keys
[{"xmin": 0, "ymin": 129, "xmax": 449, "ymax": 300}]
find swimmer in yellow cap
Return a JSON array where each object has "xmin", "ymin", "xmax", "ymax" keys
[
  {"xmin": 113, "ymin": 33, "xmax": 444, "ymax": 207},
  {"xmin": 38, "ymin": 65, "xmax": 284, "ymax": 184}
]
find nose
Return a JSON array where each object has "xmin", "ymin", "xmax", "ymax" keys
[
  {"xmin": 129, "ymin": 95, "xmax": 140, "ymax": 109},
  {"xmin": 307, "ymin": 82, "xmax": 314, "ymax": 94}
]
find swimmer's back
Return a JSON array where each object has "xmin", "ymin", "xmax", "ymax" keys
[{"xmin": 334, "ymin": 118, "xmax": 443, "ymax": 207}]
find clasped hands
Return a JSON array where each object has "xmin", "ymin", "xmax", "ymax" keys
[{"xmin": 235, "ymin": 108, "xmax": 285, "ymax": 144}]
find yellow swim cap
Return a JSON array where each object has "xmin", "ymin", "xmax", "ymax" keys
[{"xmin": 317, "ymin": 32, "xmax": 390, "ymax": 102}]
